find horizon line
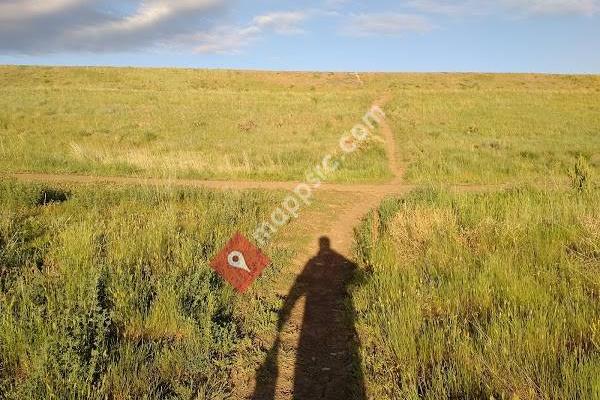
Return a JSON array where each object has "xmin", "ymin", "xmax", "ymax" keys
[{"xmin": 2, "ymin": 63, "xmax": 600, "ymax": 76}]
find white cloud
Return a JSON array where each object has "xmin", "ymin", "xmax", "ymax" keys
[
  {"xmin": 0, "ymin": 0, "xmax": 89, "ymax": 22},
  {"xmin": 83, "ymin": 0, "xmax": 223, "ymax": 34},
  {"xmin": 253, "ymin": 11, "xmax": 307, "ymax": 34},
  {"xmin": 405, "ymin": 0, "xmax": 489, "ymax": 15},
  {"xmin": 69, "ymin": 0, "xmax": 226, "ymax": 51},
  {"xmin": 191, "ymin": 26, "xmax": 261, "ymax": 54},
  {"xmin": 1, "ymin": 0, "xmax": 598, "ymax": 55},
  {"xmin": 0, "ymin": 1, "xmax": 309, "ymax": 55},
  {"xmin": 0, "ymin": 0, "xmax": 229, "ymax": 53},
  {"xmin": 193, "ymin": 11, "xmax": 308, "ymax": 54},
  {"xmin": 343, "ymin": 13, "xmax": 435, "ymax": 37},
  {"xmin": 405, "ymin": 0, "xmax": 600, "ymax": 16},
  {"xmin": 504, "ymin": 0, "xmax": 600, "ymax": 15}
]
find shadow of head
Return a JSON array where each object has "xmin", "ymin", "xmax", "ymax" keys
[{"xmin": 318, "ymin": 236, "xmax": 331, "ymax": 253}]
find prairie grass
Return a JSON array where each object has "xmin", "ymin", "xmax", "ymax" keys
[
  {"xmin": 3, "ymin": 67, "xmax": 599, "ymax": 185},
  {"xmin": 0, "ymin": 179, "xmax": 295, "ymax": 399},
  {"xmin": 0, "ymin": 66, "xmax": 389, "ymax": 183},
  {"xmin": 384, "ymin": 74, "xmax": 600, "ymax": 185},
  {"xmin": 2, "ymin": 67, "xmax": 600, "ymax": 399},
  {"xmin": 352, "ymin": 187, "xmax": 600, "ymax": 399}
]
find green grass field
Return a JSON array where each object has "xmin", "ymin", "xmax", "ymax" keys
[
  {"xmin": 0, "ymin": 179, "xmax": 302, "ymax": 398},
  {"xmin": 0, "ymin": 66, "xmax": 389, "ymax": 183},
  {"xmin": 2, "ymin": 67, "xmax": 599, "ymax": 185},
  {"xmin": 352, "ymin": 188, "xmax": 600, "ymax": 399},
  {"xmin": 385, "ymin": 77, "xmax": 600, "ymax": 185},
  {"xmin": 1, "ymin": 67, "xmax": 600, "ymax": 399}
]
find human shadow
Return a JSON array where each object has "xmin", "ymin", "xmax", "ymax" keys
[{"xmin": 251, "ymin": 237, "xmax": 366, "ymax": 400}]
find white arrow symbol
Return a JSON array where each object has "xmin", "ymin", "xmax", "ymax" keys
[{"xmin": 227, "ymin": 251, "xmax": 251, "ymax": 273}]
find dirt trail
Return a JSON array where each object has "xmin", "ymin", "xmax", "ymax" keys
[
  {"xmin": 7, "ymin": 172, "xmax": 411, "ymax": 194},
  {"xmin": 6, "ymin": 117, "xmax": 400, "ymax": 399},
  {"xmin": 239, "ymin": 95, "xmax": 407, "ymax": 400},
  {"xmin": 373, "ymin": 94, "xmax": 405, "ymax": 184},
  {"xmin": 8, "ymin": 172, "xmax": 540, "ymax": 197},
  {"xmin": 6, "ymin": 94, "xmax": 405, "ymax": 203}
]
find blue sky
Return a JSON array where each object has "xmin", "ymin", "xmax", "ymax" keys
[{"xmin": 1, "ymin": 0, "xmax": 599, "ymax": 73}]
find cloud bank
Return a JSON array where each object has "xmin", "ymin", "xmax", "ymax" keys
[
  {"xmin": 0, "ymin": 0, "xmax": 228, "ymax": 53},
  {"xmin": 0, "ymin": 0, "xmax": 598, "ymax": 55}
]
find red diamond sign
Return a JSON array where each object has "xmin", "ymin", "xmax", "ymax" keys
[{"xmin": 210, "ymin": 232, "xmax": 270, "ymax": 293}]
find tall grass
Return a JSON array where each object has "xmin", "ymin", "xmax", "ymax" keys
[
  {"xmin": 352, "ymin": 187, "xmax": 600, "ymax": 399},
  {"xmin": 0, "ymin": 179, "xmax": 291, "ymax": 399}
]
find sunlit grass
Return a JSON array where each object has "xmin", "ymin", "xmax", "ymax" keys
[
  {"xmin": 0, "ymin": 179, "xmax": 295, "ymax": 398},
  {"xmin": 0, "ymin": 66, "xmax": 389, "ymax": 183},
  {"xmin": 3, "ymin": 68, "xmax": 599, "ymax": 185},
  {"xmin": 2, "ymin": 67, "xmax": 600, "ymax": 399},
  {"xmin": 385, "ymin": 75, "xmax": 600, "ymax": 185},
  {"xmin": 352, "ymin": 187, "xmax": 600, "ymax": 399}
]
